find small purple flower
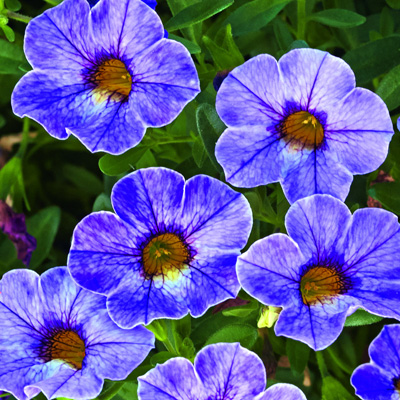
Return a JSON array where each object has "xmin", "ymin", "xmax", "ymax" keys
[
  {"xmin": 0, "ymin": 267, "xmax": 154, "ymax": 400},
  {"xmin": 137, "ymin": 342, "xmax": 307, "ymax": 400},
  {"xmin": 237, "ymin": 194, "xmax": 400, "ymax": 350},
  {"xmin": 67, "ymin": 167, "xmax": 252, "ymax": 328},
  {"xmin": 0, "ymin": 200, "xmax": 36, "ymax": 266},
  {"xmin": 12, "ymin": 0, "xmax": 199, "ymax": 155},
  {"xmin": 215, "ymin": 49, "xmax": 394, "ymax": 204},
  {"xmin": 88, "ymin": 0, "xmax": 157, "ymax": 11},
  {"xmin": 351, "ymin": 324, "xmax": 400, "ymax": 400}
]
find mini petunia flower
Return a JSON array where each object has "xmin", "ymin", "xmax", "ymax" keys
[
  {"xmin": 237, "ymin": 194, "xmax": 400, "ymax": 351},
  {"xmin": 12, "ymin": 0, "xmax": 199, "ymax": 155},
  {"xmin": 0, "ymin": 267, "xmax": 154, "ymax": 400},
  {"xmin": 351, "ymin": 324, "xmax": 400, "ymax": 400},
  {"xmin": 137, "ymin": 342, "xmax": 307, "ymax": 400},
  {"xmin": 0, "ymin": 200, "xmax": 36, "ymax": 266},
  {"xmin": 68, "ymin": 167, "xmax": 252, "ymax": 328},
  {"xmin": 215, "ymin": 48, "xmax": 394, "ymax": 204}
]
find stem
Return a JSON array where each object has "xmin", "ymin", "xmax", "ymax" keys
[
  {"xmin": 17, "ymin": 118, "xmax": 30, "ymax": 158},
  {"xmin": 316, "ymin": 351, "xmax": 329, "ymax": 378},
  {"xmin": 163, "ymin": 337, "xmax": 177, "ymax": 354},
  {"xmin": 6, "ymin": 10, "xmax": 31, "ymax": 23},
  {"xmin": 155, "ymin": 137, "xmax": 194, "ymax": 145},
  {"xmin": 297, "ymin": 0, "xmax": 307, "ymax": 40},
  {"xmin": 326, "ymin": 347, "xmax": 353, "ymax": 375},
  {"xmin": 0, "ymin": 0, "xmax": 4, "ymax": 13}
]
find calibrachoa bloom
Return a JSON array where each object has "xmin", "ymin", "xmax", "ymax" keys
[
  {"xmin": 215, "ymin": 48, "xmax": 394, "ymax": 204},
  {"xmin": 351, "ymin": 324, "xmax": 400, "ymax": 400},
  {"xmin": 0, "ymin": 267, "xmax": 154, "ymax": 400},
  {"xmin": 137, "ymin": 342, "xmax": 307, "ymax": 400},
  {"xmin": 68, "ymin": 167, "xmax": 252, "ymax": 328},
  {"xmin": 0, "ymin": 200, "xmax": 36, "ymax": 266},
  {"xmin": 237, "ymin": 194, "xmax": 400, "ymax": 350},
  {"xmin": 12, "ymin": 0, "xmax": 199, "ymax": 155}
]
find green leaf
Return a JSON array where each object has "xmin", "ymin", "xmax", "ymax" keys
[
  {"xmin": 150, "ymin": 352, "xmax": 175, "ymax": 366},
  {"xmin": 5, "ymin": 0, "xmax": 22, "ymax": 11},
  {"xmin": 26, "ymin": 206, "xmax": 61, "ymax": 269},
  {"xmin": 0, "ymin": 38, "xmax": 26, "ymax": 74},
  {"xmin": 368, "ymin": 181, "xmax": 400, "ymax": 214},
  {"xmin": 145, "ymin": 320, "xmax": 168, "ymax": 342},
  {"xmin": 192, "ymin": 135, "xmax": 206, "ymax": 168},
  {"xmin": 178, "ymin": 337, "xmax": 196, "ymax": 359},
  {"xmin": 288, "ymin": 39, "xmax": 309, "ymax": 50},
  {"xmin": 99, "ymin": 145, "xmax": 148, "ymax": 176},
  {"xmin": 195, "ymin": 103, "xmax": 224, "ymax": 172},
  {"xmin": 112, "ymin": 382, "xmax": 138, "ymax": 400},
  {"xmin": 321, "ymin": 376, "xmax": 354, "ymax": 400},
  {"xmin": 343, "ymin": 36, "xmax": 400, "ymax": 84},
  {"xmin": 386, "ymin": 0, "xmax": 400, "ymax": 9},
  {"xmin": 273, "ymin": 18, "xmax": 294, "ymax": 50},
  {"xmin": 168, "ymin": 34, "xmax": 201, "ymax": 54},
  {"xmin": 286, "ymin": 338, "xmax": 310, "ymax": 375},
  {"xmin": 92, "ymin": 193, "xmax": 113, "ymax": 212},
  {"xmin": 63, "ymin": 164, "xmax": 103, "ymax": 196},
  {"xmin": 1, "ymin": 25, "xmax": 15, "ymax": 42},
  {"xmin": 222, "ymin": 301, "xmax": 259, "ymax": 318},
  {"xmin": 376, "ymin": 64, "xmax": 400, "ymax": 111},
  {"xmin": 204, "ymin": 323, "xmax": 259, "ymax": 349},
  {"xmin": 225, "ymin": 0, "xmax": 292, "ymax": 36},
  {"xmin": 344, "ymin": 309, "xmax": 384, "ymax": 327},
  {"xmin": 165, "ymin": 0, "xmax": 234, "ymax": 31},
  {"xmin": 309, "ymin": 9, "xmax": 366, "ymax": 28},
  {"xmin": 0, "ymin": 232, "xmax": 18, "ymax": 274}
]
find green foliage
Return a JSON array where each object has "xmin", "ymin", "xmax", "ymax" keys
[
  {"xmin": 321, "ymin": 376, "xmax": 354, "ymax": 400},
  {"xmin": 344, "ymin": 309, "xmax": 384, "ymax": 327},
  {"xmin": 309, "ymin": 9, "xmax": 366, "ymax": 28},
  {"xmin": 368, "ymin": 181, "xmax": 400, "ymax": 215},
  {"xmin": 286, "ymin": 338, "xmax": 310, "ymax": 376}
]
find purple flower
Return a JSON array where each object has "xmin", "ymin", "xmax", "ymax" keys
[
  {"xmin": 67, "ymin": 167, "xmax": 252, "ymax": 328},
  {"xmin": 12, "ymin": 0, "xmax": 199, "ymax": 155},
  {"xmin": 0, "ymin": 200, "xmax": 36, "ymax": 266},
  {"xmin": 351, "ymin": 324, "xmax": 400, "ymax": 400},
  {"xmin": 237, "ymin": 194, "xmax": 400, "ymax": 350},
  {"xmin": 0, "ymin": 267, "xmax": 154, "ymax": 400},
  {"xmin": 137, "ymin": 342, "xmax": 307, "ymax": 400},
  {"xmin": 215, "ymin": 48, "xmax": 394, "ymax": 204}
]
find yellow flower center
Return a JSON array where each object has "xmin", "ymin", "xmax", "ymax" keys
[
  {"xmin": 142, "ymin": 233, "xmax": 189, "ymax": 279},
  {"xmin": 47, "ymin": 330, "xmax": 86, "ymax": 370},
  {"xmin": 300, "ymin": 266, "xmax": 344, "ymax": 305},
  {"xmin": 92, "ymin": 59, "xmax": 132, "ymax": 102},
  {"xmin": 281, "ymin": 111, "xmax": 324, "ymax": 150}
]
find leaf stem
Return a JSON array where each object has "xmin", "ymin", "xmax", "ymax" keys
[
  {"xmin": 6, "ymin": 10, "xmax": 31, "ymax": 23},
  {"xmin": 297, "ymin": 0, "xmax": 307, "ymax": 40},
  {"xmin": 316, "ymin": 351, "xmax": 329, "ymax": 378}
]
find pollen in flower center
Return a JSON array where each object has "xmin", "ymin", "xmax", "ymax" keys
[
  {"xmin": 142, "ymin": 233, "xmax": 189, "ymax": 278},
  {"xmin": 393, "ymin": 377, "xmax": 400, "ymax": 395},
  {"xmin": 300, "ymin": 266, "xmax": 345, "ymax": 305},
  {"xmin": 281, "ymin": 111, "xmax": 324, "ymax": 150},
  {"xmin": 44, "ymin": 330, "xmax": 86, "ymax": 370},
  {"xmin": 92, "ymin": 59, "xmax": 132, "ymax": 101}
]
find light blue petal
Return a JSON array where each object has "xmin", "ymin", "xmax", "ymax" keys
[
  {"xmin": 257, "ymin": 383, "xmax": 307, "ymax": 400},
  {"xmin": 180, "ymin": 174, "xmax": 252, "ymax": 252},
  {"xmin": 237, "ymin": 234, "xmax": 304, "ymax": 308},
  {"xmin": 68, "ymin": 212, "xmax": 143, "ymax": 295},
  {"xmin": 138, "ymin": 358, "xmax": 205, "ymax": 400},
  {"xmin": 111, "ymin": 168, "xmax": 185, "ymax": 236},
  {"xmin": 194, "ymin": 343, "xmax": 266, "ymax": 399},
  {"xmin": 216, "ymin": 54, "xmax": 285, "ymax": 127},
  {"xmin": 285, "ymin": 195, "xmax": 352, "ymax": 263},
  {"xmin": 325, "ymin": 88, "xmax": 393, "ymax": 174},
  {"xmin": 132, "ymin": 39, "xmax": 200, "ymax": 127}
]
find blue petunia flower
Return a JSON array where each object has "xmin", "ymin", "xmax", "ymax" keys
[
  {"xmin": 11, "ymin": 0, "xmax": 199, "ymax": 155},
  {"xmin": 215, "ymin": 49, "xmax": 394, "ymax": 204},
  {"xmin": 87, "ymin": 0, "xmax": 157, "ymax": 12},
  {"xmin": 0, "ymin": 267, "xmax": 154, "ymax": 400},
  {"xmin": 67, "ymin": 167, "xmax": 252, "ymax": 329},
  {"xmin": 137, "ymin": 342, "xmax": 307, "ymax": 400},
  {"xmin": 237, "ymin": 194, "xmax": 400, "ymax": 350},
  {"xmin": 351, "ymin": 324, "xmax": 400, "ymax": 400}
]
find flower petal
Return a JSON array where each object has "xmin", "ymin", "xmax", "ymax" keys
[
  {"xmin": 194, "ymin": 342, "xmax": 266, "ymax": 399},
  {"xmin": 237, "ymin": 234, "xmax": 303, "ymax": 307},
  {"xmin": 68, "ymin": 212, "xmax": 143, "ymax": 295},
  {"xmin": 285, "ymin": 195, "xmax": 352, "ymax": 263},
  {"xmin": 257, "ymin": 383, "xmax": 307, "ymax": 400},
  {"xmin": 325, "ymin": 88, "xmax": 393, "ymax": 174},
  {"xmin": 180, "ymin": 174, "xmax": 252, "ymax": 251},
  {"xmin": 111, "ymin": 168, "xmax": 185, "ymax": 236}
]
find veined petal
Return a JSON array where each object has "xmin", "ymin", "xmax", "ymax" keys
[{"xmin": 256, "ymin": 384, "xmax": 307, "ymax": 400}]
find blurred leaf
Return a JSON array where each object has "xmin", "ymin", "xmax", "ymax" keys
[
  {"xmin": 343, "ymin": 36, "xmax": 400, "ymax": 84},
  {"xmin": 26, "ymin": 206, "xmax": 61, "ymax": 269},
  {"xmin": 0, "ymin": 232, "xmax": 18, "ymax": 273},
  {"xmin": 286, "ymin": 338, "xmax": 310, "ymax": 375},
  {"xmin": 273, "ymin": 18, "xmax": 294, "ymax": 50},
  {"xmin": 386, "ymin": 0, "xmax": 400, "ymax": 9},
  {"xmin": 92, "ymin": 193, "xmax": 113, "ymax": 212},
  {"xmin": 150, "ymin": 351, "xmax": 175, "ymax": 366},
  {"xmin": 0, "ymin": 38, "xmax": 26, "ymax": 74},
  {"xmin": 288, "ymin": 39, "xmax": 309, "ymax": 50},
  {"xmin": 195, "ymin": 103, "xmax": 224, "ymax": 172},
  {"xmin": 112, "ymin": 382, "xmax": 138, "ymax": 400},
  {"xmin": 192, "ymin": 135, "xmax": 206, "ymax": 168},
  {"xmin": 165, "ymin": 0, "xmax": 234, "ymax": 31},
  {"xmin": 178, "ymin": 337, "xmax": 196, "ymax": 359},
  {"xmin": 321, "ymin": 376, "xmax": 354, "ymax": 400},
  {"xmin": 63, "ymin": 164, "xmax": 103, "ymax": 196},
  {"xmin": 168, "ymin": 33, "xmax": 201, "ymax": 54},
  {"xmin": 1, "ymin": 25, "xmax": 15, "ymax": 42},
  {"xmin": 309, "ymin": 9, "xmax": 366, "ymax": 28},
  {"xmin": 376, "ymin": 64, "xmax": 400, "ymax": 111},
  {"xmin": 136, "ymin": 149, "xmax": 157, "ymax": 169},
  {"xmin": 204, "ymin": 323, "xmax": 259, "ymax": 349},
  {"xmin": 226, "ymin": 0, "xmax": 292, "ymax": 36},
  {"xmin": 380, "ymin": 7, "xmax": 394, "ymax": 37},
  {"xmin": 99, "ymin": 145, "xmax": 148, "ymax": 176},
  {"xmin": 222, "ymin": 301, "xmax": 259, "ymax": 318},
  {"xmin": 368, "ymin": 181, "xmax": 400, "ymax": 214},
  {"xmin": 5, "ymin": 0, "xmax": 22, "ymax": 11},
  {"xmin": 344, "ymin": 309, "xmax": 384, "ymax": 327}
]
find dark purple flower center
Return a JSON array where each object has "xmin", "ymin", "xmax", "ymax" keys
[
  {"xmin": 280, "ymin": 111, "xmax": 324, "ymax": 150},
  {"xmin": 91, "ymin": 59, "xmax": 132, "ymax": 103},
  {"xmin": 141, "ymin": 233, "xmax": 191, "ymax": 279},
  {"xmin": 393, "ymin": 377, "xmax": 400, "ymax": 394},
  {"xmin": 40, "ymin": 329, "xmax": 86, "ymax": 370},
  {"xmin": 300, "ymin": 265, "xmax": 348, "ymax": 305}
]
